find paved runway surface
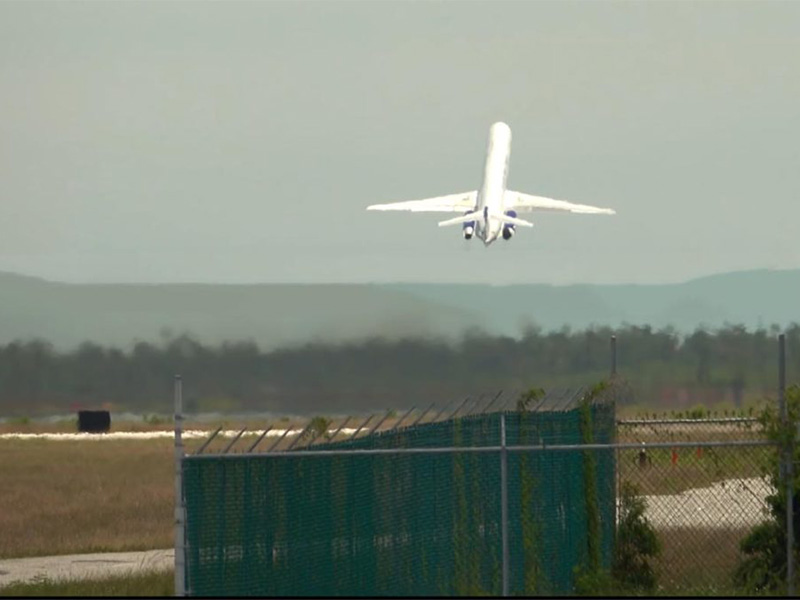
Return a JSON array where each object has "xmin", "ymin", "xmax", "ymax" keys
[
  {"xmin": 0, "ymin": 548, "xmax": 173, "ymax": 587},
  {"xmin": 0, "ymin": 428, "xmax": 360, "ymax": 441}
]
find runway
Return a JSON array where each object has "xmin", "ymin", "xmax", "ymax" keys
[
  {"xmin": 0, "ymin": 548, "xmax": 173, "ymax": 588},
  {"xmin": 0, "ymin": 428, "xmax": 361, "ymax": 441}
]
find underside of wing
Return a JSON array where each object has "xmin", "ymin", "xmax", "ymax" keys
[
  {"xmin": 506, "ymin": 191, "xmax": 616, "ymax": 215},
  {"xmin": 367, "ymin": 191, "xmax": 477, "ymax": 213}
]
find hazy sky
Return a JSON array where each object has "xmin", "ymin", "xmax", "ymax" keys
[{"xmin": 2, "ymin": 1, "xmax": 799, "ymax": 285}]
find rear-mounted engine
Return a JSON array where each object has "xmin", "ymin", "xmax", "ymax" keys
[
  {"xmin": 463, "ymin": 213, "xmax": 475, "ymax": 240},
  {"xmin": 502, "ymin": 209, "xmax": 517, "ymax": 240}
]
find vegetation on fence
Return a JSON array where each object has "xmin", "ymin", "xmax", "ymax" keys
[
  {"xmin": 734, "ymin": 384, "xmax": 800, "ymax": 594},
  {"xmin": 578, "ymin": 382, "xmax": 605, "ymax": 573},
  {"xmin": 516, "ymin": 386, "xmax": 545, "ymax": 411},
  {"xmin": 613, "ymin": 481, "xmax": 661, "ymax": 591},
  {"xmin": 1, "ymin": 323, "xmax": 797, "ymax": 416},
  {"xmin": 575, "ymin": 481, "xmax": 661, "ymax": 596},
  {"xmin": 571, "ymin": 380, "xmax": 662, "ymax": 595},
  {"xmin": 303, "ymin": 415, "xmax": 332, "ymax": 441}
]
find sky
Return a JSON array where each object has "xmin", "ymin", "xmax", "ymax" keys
[{"xmin": 1, "ymin": 1, "xmax": 799, "ymax": 286}]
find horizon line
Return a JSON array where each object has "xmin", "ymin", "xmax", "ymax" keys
[{"xmin": 0, "ymin": 266, "xmax": 794, "ymax": 289}]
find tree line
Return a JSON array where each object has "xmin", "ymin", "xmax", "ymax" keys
[{"xmin": 0, "ymin": 323, "xmax": 798, "ymax": 416}]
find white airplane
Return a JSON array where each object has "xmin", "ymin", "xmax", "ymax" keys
[{"xmin": 367, "ymin": 121, "xmax": 616, "ymax": 245}]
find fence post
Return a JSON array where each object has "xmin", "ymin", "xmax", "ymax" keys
[
  {"xmin": 500, "ymin": 413, "xmax": 509, "ymax": 597},
  {"xmin": 610, "ymin": 335, "xmax": 617, "ymax": 378},
  {"xmin": 174, "ymin": 374, "xmax": 186, "ymax": 597},
  {"xmin": 611, "ymin": 335, "xmax": 620, "ymax": 535},
  {"xmin": 779, "ymin": 335, "xmax": 794, "ymax": 595}
]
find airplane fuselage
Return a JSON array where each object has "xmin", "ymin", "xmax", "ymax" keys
[
  {"xmin": 366, "ymin": 121, "xmax": 615, "ymax": 240},
  {"xmin": 472, "ymin": 122, "xmax": 512, "ymax": 246}
]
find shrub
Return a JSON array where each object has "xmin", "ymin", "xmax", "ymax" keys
[
  {"xmin": 574, "ymin": 480, "xmax": 660, "ymax": 595},
  {"xmin": 734, "ymin": 384, "xmax": 800, "ymax": 594},
  {"xmin": 516, "ymin": 387, "xmax": 545, "ymax": 411},
  {"xmin": 306, "ymin": 416, "xmax": 332, "ymax": 441},
  {"xmin": 687, "ymin": 404, "xmax": 707, "ymax": 419},
  {"xmin": 613, "ymin": 481, "xmax": 661, "ymax": 592},
  {"xmin": 142, "ymin": 414, "xmax": 170, "ymax": 426}
]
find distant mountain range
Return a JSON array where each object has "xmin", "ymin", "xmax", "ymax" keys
[{"xmin": 1, "ymin": 269, "xmax": 799, "ymax": 350}]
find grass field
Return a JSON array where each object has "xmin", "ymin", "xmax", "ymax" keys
[
  {"xmin": 653, "ymin": 527, "xmax": 751, "ymax": 593},
  {"xmin": 0, "ymin": 569, "xmax": 173, "ymax": 597},
  {"xmin": 0, "ymin": 420, "xmax": 336, "ymax": 560},
  {"xmin": 618, "ymin": 445, "xmax": 772, "ymax": 496},
  {"xmin": 0, "ymin": 438, "xmax": 174, "ymax": 558}
]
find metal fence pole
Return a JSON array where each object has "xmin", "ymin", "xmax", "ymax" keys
[
  {"xmin": 611, "ymin": 334, "xmax": 620, "ymax": 535},
  {"xmin": 779, "ymin": 334, "xmax": 794, "ymax": 595},
  {"xmin": 610, "ymin": 335, "xmax": 617, "ymax": 378},
  {"xmin": 500, "ymin": 413, "xmax": 509, "ymax": 597},
  {"xmin": 173, "ymin": 375, "xmax": 186, "ymax": 597}
]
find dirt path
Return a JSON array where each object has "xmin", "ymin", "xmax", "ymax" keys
[{"xmin": 0, "ymin": 548, "xmax": 173, "ymax": 587}]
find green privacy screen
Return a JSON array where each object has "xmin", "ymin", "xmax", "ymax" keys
[{"xmin": 183, "ymin": 405, "xmax": 615, "ymax": 596}]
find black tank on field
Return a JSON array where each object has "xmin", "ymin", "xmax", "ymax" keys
[{"xmin": 77, "ymin": 410, "xmax": 111, "ymax": 433}]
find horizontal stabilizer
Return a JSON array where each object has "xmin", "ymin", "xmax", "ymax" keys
[
  {"xmin": 495, "ymin": 213, "xmax": 534, "ymax": 228},
  {"xmin": 367, "ymin": 191, "xmax": 477, "ymax": 213},
  {"xmin": 506, "ymin": 191, "xmax": 616, "ymax": 215},
  {"xmin": 437, "ymin": 211, "xmax": 483, "ymax": 228}
]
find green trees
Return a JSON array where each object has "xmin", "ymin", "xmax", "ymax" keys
[{"xmin": 0, "ymin": 324, "xmax": 796, "ymax": 416}]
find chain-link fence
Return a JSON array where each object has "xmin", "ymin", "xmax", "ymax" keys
[
  {"xmin": 175, "ymin": 386, "xmax": 790, "ymax": 596},
  {"xmin": 617, "ymin": 418, "xmax": 777, "ymax": 594},
  {"xmin": 180, "ymin": 389, "xmax": 617, "ymax": 596}
]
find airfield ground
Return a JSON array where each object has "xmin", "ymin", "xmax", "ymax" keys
[
  {"xmin": 0, "ymin": 549, "xmax": 172, "ymax": 589},
  {"xmin": 0, "ymin": 418, "xmax": 775, "ymax": 593}
]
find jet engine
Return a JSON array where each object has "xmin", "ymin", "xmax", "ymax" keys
[
  {"xmin": 462, "ymin": 212, "xmax": 475, "ymax": 239},
  {"xmin": 502, "ymin": 210, "xmax": 517, "ymax": 240}
]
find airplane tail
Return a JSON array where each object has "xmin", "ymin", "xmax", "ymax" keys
[{"xmin": 438, "ymin": 211, "xmax": 534, "ymax": 228}]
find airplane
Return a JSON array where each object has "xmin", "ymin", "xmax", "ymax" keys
[{"xmin": 366, "ymin": 121, "xmax": 616, "ymax": 246}]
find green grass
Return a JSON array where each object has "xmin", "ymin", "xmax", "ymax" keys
[{"xmin": 0, "ymin": 569, "xmax": 173, "ymax": 597}]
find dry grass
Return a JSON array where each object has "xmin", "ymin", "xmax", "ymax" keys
[
  {"xmin": 618, "ymin": 445, "xmax": 771, "ymax": 496},
  {"xmin": 0, "ymin": 438, "xmax": 174, "ymax": 559},
  {"xmin": 653, "ymin": 527, "xmax": 749, "ymax": 593},
  {"xmin": 0, "ymin": 416, "xmax": 399, "ymax": 561},
  {"xmin": 0, "ymin": 569, "xmax": 173, "ymax": 597}
]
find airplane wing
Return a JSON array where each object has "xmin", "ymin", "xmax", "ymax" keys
[
  {"xmin": 367, "ymin": 191, "xmax": 477, "ymax": 213},
  {"xmin": 506, "ymin": 191, "xmax": 616, "ymax": 215}
]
